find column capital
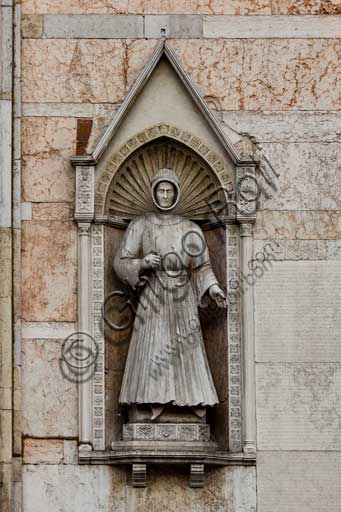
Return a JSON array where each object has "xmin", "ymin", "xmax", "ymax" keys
[
  {"xmin": 240, "ymin": 222, "xmax": 253, "ymax": 238},
  {"xmin": 78, "ymin": 223, "xmax": 91, "ymax": 236}
]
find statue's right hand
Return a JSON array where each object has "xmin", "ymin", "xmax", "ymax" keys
[{"xmin": 142, "ymin": 252, "xmax": 161, "ymax": 270}]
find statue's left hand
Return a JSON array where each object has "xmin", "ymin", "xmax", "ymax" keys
[{"xmin": 209, "ymin": 284, "xmax": 227, "ymax": 308}]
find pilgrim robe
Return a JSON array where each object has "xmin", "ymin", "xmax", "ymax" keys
[{"xmin": 114, "ymin": 212, "xmax": 219, "ymax": 406}]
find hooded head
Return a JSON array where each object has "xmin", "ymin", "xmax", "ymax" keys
[{"xmin": 151, "ymin": 168, "xmax": 180, "ymax": 211}]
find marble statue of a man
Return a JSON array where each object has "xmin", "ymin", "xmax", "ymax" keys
[{"xmin": 114, "ymin": 168, "xmax": 226, "ymax": 420}]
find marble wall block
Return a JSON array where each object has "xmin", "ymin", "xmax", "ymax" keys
[
  {"xmin": 22, "ymin": 465, "xmax": 126, "ymax": 512},
  {"xmin": 254, "ymin": 239, "xmax": 341, "ymax": 262},
  {"xmin": 31, "ymin": 204, "xmax": 74, "ymax": 221},
  {"xmin": 44, "ymin": 14, "xmax": 144, "ymax": 39},
  {"xmin": 23, "ymin": 439, "xmax": 64, "ymax": 465},
  {"xmin": 203, "ymin": 15, "xmax": 341, "ymax": 38},
  {"xmin": 22, "ymin": 40, "xmax": 126, "ymax": 103},
  {"xmin": 0, "ymin": 411, "xmax": 12, "ymax": 463},
  {"xmin": 254, "ymin": 210, "xmax": 341, "ymax": 240},
  {"xmin": 22, "ymin": 445, "xmax": 256, "ymax": 511},
  {"xmin": 125, "ymin": 466, "xmax": 256, "ymax": 512},
  {"xmin": 23, "ymin": 439, "xmax": 78, "ymax": 465},
  {"xmin": 22, "ymin": 339, "xmax": 78, "ymax": 437},
  {"xmin": 21, "ymin": 0, "xmax": 341, "ymax": 15},
  {"xmin": 258, "ymin": 452, "xmax": 341, "ymax": 512},
  {"xmin": 254, "ymin": 260, "xmax": 341, "ymax": 362},
  {"xmin": 0, "ymin": 297, "xmax": 12, "ymax": 388},
  {"xmin": 21, "ymin": 14, "xmax": 43, "ymax": 38},
  {"xmin": 0, "ymin": 229, "xmax": 12, "ymax": 298},
  {"xmin": 222, "ymin": 111, "xmax": 341, "ymax": 144},
  {"xmin": 22, "ymin": 117, "xmax": 76, "ymax": 203},
  {"xmin": 257, "ymin": 143, "xmax": 341, "ymax": 210},
  {"xmin": 21, "ymin": 0, "xmax": 272, "ymax": 15},
  {"xmin": 22, "ymin": 220, "xmax": 77, "ymax": 322},
  {"xmin": 128, "ymin": 39, "xmax": 340, "ymax": 110},
  {"xmin": 256, "ymin": 363, "xmax": 341, "ymax": 450},
  {"xmin": 272, "ymin": 0, "xmax": 341, "ymax": 14}
]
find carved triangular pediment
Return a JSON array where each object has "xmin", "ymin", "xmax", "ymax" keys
[
  {"xmin": 72, "ymin": 40, "xmax": 254, "ymax": 168},
  {"xmin": 72, "ymin": 39, "xmax": 260, "ymax": 225}
]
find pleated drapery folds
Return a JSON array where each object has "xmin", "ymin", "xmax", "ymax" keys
[{"xmin": 114, "ymin": 213, "xmax": 219, "ymax": 407}]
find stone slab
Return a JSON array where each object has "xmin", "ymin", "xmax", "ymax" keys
[
  {"xmin": 22, "ymin": 102, "xmax": 95, "ymax": 117},
  {"xmin": 254, "ymin": 239, "xmax": 341, "ymax": 261},
  {"xmin": 21, "ymin": 0, "xmax": 341, "ymax": 15},
  {"xmin": 272, "ymin": 0, "xmax": 341, "ymax": 15},
  {"xmin": 22, "ymin": 339, "xmax": 78, "ymax": 437},
  {"xmin": 21, "ymin": 203, "xmax": 32, "ymax": 221},
  {"xmin": 0, "ymin": 100, "xmax": 12, "ymax": 227},
  {"xmin": 22, "ymin": 39, "xmax": 125, "ymax": 103},
  {"xmin": 22, "ymin": 117, "xmax": 76, "ymax": 203},
  {"xmin": 255, "ymin": 260, "xmax": 341, "ymax": 362},
  {"xmin": 63, "ymin": 440, "xmax": 78, "ymax": 464},
  {"xmin": 0, "ymin": 463, "xmax": 12, "ymax": 512},
  {"xmin": 222, "ymin": 111, "xmax": 341, "ymax": 143},
  {"xmin": 22, "ymin": 465, "xmax": 126, "ymax": 512},
  {"xmin": 0, "ymin": 6, "xmax": 13, "ymax": 98},
  {"xmin": 21, "ymin": 0, "xmax": 272, "ymax": 15},
  {"xmin": 0, "ymin": 411, "xmax": 12, "ymax": 463},
  {"xmin": 256, "ymin": 363, "xmax": 341, "ymax": 450},
  {"xmin": 258, "ymin": 451, "xmax": 341, "ymax": 512},
  {"xmin": 257, "ymin": 142, "xmax": 341, "ymax": 210},
  {"xmin": 21, "ymin": 322, "xmax": 77, "ymax": 340},
  {"xmin": 254, "ymin": 210, "xmax": 341, "ymax": 240},
  {"xmin": 204, "ymin": 15, "xmax": 341, "ymax": 38},
  {"xmin": 0, "ymin": 297, "xmax": 12, "ymax": 388},
  {"xmin": 31, "ymin": 203, "xmax": 73, "ymax": 221},
  {"xmin": 23, "ymin": 14, "xmax": 341, "ymax": 39},
  {"xmin": 0, "ymin": 228, "xmax": 12, "ymax": 298},
  {"xmin": 23, "ymin": 439, "xmax": 64, "ymax": 464},
  {"xmin": 144, "ymin": 15, "xmax": 202, "ymax": 38},
  {"xmin": 169, "ymin": 39, "xmax": 340, "ymax": 110},
  {"xmin": 125, "ymin": 465, "xmax": 256, "ymax": 512},
  {"xmin": 22, "ymin": 14, "xmax": 42, "ymax": 38},
  {"xmin": 22, "ymin": 220, "xmax": 77, "ymax": 322},
  {"xmin": 22, "ymin": 457, "xmax": 255, "ymax": 511},
  {"xmin": 44, "ymin": 14, "xmax": 144, "ymax": 38}
]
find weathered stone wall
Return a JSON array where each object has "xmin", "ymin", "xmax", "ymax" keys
[{"xmin": 1, "ymin": 0, "xmax": 337, "ymax": 510}]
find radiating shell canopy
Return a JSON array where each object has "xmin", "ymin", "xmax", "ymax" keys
[{"xmin": 105, "ymin": 138, "xmax": 225, "ymax": 224}]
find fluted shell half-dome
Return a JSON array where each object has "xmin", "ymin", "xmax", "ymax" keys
[{"xmin": 105, "ymin": 139, "xmax": 227, "ymax": 224}]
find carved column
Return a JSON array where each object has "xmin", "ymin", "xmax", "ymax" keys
[
  {"xmin": 240, "ymin": 222, "xmax": 256, "ymax": 455},
  {"xmin": 72, "ymin": 162, "xmax": 95, "ymax": 450},
  {"xmin": 78, "ymin": 222, "xmax": 92, "ymax": 449}
]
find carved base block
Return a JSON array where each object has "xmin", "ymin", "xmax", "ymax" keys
[
  {"xmin": 132, "ymin": 463, "xmax": 147, "ymax": 487},
  {"xmin": 190, "ymin": 464, "xmax": 205, "ymax": 488},
  {"xmin": 123, "ymin": 423, "xmax": 210, "ymax": 442}
]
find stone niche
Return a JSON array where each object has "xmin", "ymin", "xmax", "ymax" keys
[{"xmin": 72, "ymin": 41, "xmax": 258, "ymax": 487}]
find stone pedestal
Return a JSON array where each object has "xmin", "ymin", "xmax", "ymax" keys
[{"xmin": 123, "ymin": 423, "xmax": 210, "ymax": 442}]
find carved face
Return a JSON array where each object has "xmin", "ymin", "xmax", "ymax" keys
[{"xmin": 155, "ymin": 181, "xmax": 176, "ymax": 209}]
